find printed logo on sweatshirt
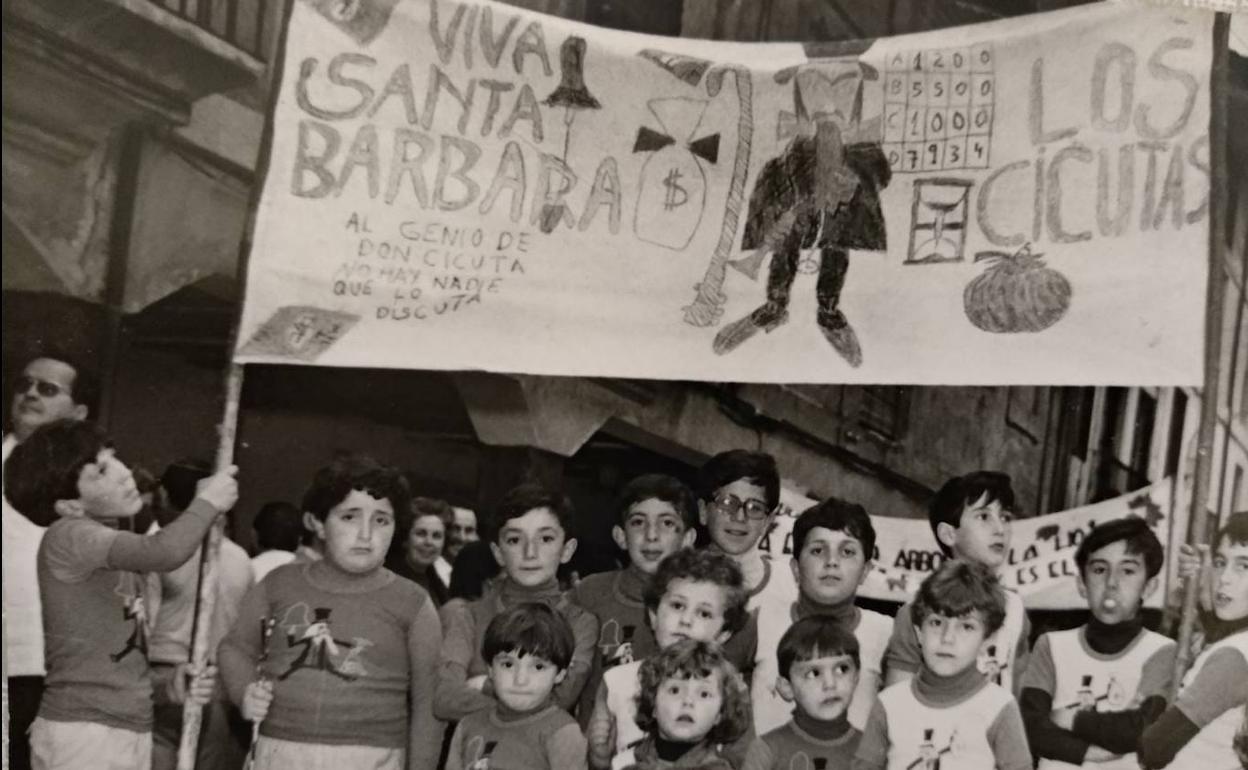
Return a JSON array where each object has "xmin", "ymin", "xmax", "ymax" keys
[
  {"xmin": 110, "ymin": 573, "xmax": 148, "ymax": 663},
  {"xmin": 599, "ymin": 620, "xmax": 637, "ymax": 668},
  {"xmin": 277, "ymin": 604, "xmax": 372, "ymax": 681},
  {"xmin": 1062, "ymin": 674, "xmax": 1128, "ymax": 710},
  {"xmin": 787, "ymin": 752, "xmax": 831, "ymax": 770},
  {"xmin": 905, "ymin": 727, "xmax": 959, "ymax": 770},
  {"xmin": 464, "ymin": 737, "xmax": 499, "ymax": 770}
]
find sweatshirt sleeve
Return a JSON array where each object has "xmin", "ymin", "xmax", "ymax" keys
[
  {"xmin": 1071, "ymin": 642, "xmax": 1176, "ymax": 754},
  {"xmin": 1139, "ymin": 645, "xmax": 1248, "ymax": 767},
  {"xmin": 1019, "ymin": 634, "xmax": 1089, "ymax": 765},
  {"xmin": 587, "ymin": 671, "xmax": 617, "ymax": 769},
  {"xmin": 1011, "ymin": 609, "xmax": 1032, "ymax": 697},
  {"xmin": 554, "ymin": 605, "xmax": 599, "ymax": 712},
  {"xmin": 852, "ymin": 699, "xmax": 890, "ymax": 770},
  {"xmin": 407, "ymin": 597, "xmax": 446, "ymax": 770},
  {"xmin": 218, "ymin": 578, "xmax": 271, "ymax": 707},
  {"xmin": 546, "ymin": 722, "xmax": 589, "ymax": 770},
  {"xmin": 739, "ymin": 736, "xmax": 776, "ymax": 770},
  {"xmin": 443, "ymin": 721, "xmax": 465, "ymax": 770},
  {"xmin": 986, "ymin": 699, "xmax": 1033, "ymax": 770},
  {"xmin": 433, "ymin": 599, "xmax": 495, "ymax": 720},
  {"xmin": 883, "ymin": 602, "xmax": 920, "ymax": 681},
  {"xmin": 106, "ymin": 499, "xmax": 219, "ymax": 573}
]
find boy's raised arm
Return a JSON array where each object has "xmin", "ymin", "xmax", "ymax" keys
[
  {"xmin": 433, "ymin": 599, "xmax": 495, "ymax": 720},
  {"xmin": 106, "ymin": 468, "xmax": 237, "ymax": 573},
  {"xmin": 218, "ymin": 577, "xmax": 270, "ymax": 707},
  {"xmin": 553, "ymin": 607, "xmax": 599, "ymax": 711},
  {"xmin": 406, "ymin": 596, "xmax": 446, "ymax": 770}
]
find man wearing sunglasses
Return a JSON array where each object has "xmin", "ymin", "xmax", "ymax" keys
[{"xmin": 4, "ymin": 352, "xmax": 95, "ymax": 770}]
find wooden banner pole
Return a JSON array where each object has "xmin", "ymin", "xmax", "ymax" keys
[
  {"xmin": 176, "ymin": 363, "xmax": 245, "ymax": 769},
  {"xmin": 1170, "ymin": 10, "xmax": 1231, "ymax": 700}
]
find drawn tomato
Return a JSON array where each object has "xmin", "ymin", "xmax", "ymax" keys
[{"xmin": 963, "ymin": 244, "xmax": 1072, "ymax": 333}]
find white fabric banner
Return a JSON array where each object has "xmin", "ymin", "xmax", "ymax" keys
[
  {"xmin": 235, "ymin": 0, "xmax": 1212, "ymax": 384},
  {"xmin": 763, "ymin": 478, "xmax": 1178, "ymax": 609}
]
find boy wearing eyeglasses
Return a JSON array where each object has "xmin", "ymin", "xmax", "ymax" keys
[{"xmin": 696, "ymin": 450, "xmax": 795, "ymax": 616}]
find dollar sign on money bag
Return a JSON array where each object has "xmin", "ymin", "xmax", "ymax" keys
[{"xmin": 634, "ymin": 99, "xmax": 710, "ymax": 251}]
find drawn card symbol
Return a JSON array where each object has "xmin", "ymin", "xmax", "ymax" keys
[
  {"xmin": 907, "ymin": 179, "xmax": 971, "ymax": 264},
  {"xmin": 302, "ymin": 0, "xmax": 399, "ymax": 45},
  {"xmin": 964, "ymin": 245, "xmax": 1071, "ymax": 333},
  {"xmin": 239, "ymin": 306, "xmax": 359, "ymax": 361}
]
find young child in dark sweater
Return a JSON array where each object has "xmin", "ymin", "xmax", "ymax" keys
[
  {"xmin": 445, "ymin": 603, "xmax": 587, "ymax": 770},
  {"xmin": 6, "ymin": 420, "xmax": 229, "ymax": 770},
  {"xmin": 616, "ymin": 640, "xmax": 752, "ymax": 770},
  {"xmin": 1021, "ymin": 516, "xmax": 1175, "ymax": 769},
  {"xmin": 743, "ymin": 617, "xmax": 863, "ymax": 770},
  {"xmin": 855, "ymin": 560, "xmax": 1031, "ymax": 770},
  {"xmin": 218, "ymin": 454, "xmax": 444, "ymax": 770},
  {"xmin": 572, "ymin": 475, "xmax": 699, "ymax": 723},
  {"xmin": 434, "ymin": 482, "xmax": 599, "ymax": 720}
]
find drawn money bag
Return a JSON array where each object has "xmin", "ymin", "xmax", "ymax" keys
[{"xmin": 633, "ymin": 97, "xmax": 720, "ymax": 251}]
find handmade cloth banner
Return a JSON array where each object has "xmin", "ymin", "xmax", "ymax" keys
[
  {"xmin": 236, "ymin": 0, "xmax": 1213, "ymax": 384},
  {"xmin": 763, "ymin": 478, "xmax": 1179, "ymax": 609}
]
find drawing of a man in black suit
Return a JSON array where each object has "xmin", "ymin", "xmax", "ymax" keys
[{"xmin": 714, "ymin": 61, "xmax": 890, "ymax": 367}]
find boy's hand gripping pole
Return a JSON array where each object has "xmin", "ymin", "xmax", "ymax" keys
[{"xmin": 177, "ymin": 363, "xmax": 244, "ymax": 770}]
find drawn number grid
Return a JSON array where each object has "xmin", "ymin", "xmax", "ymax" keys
[{"xmin": 882, "ymin": 44, "xmax": 995, "ymax": 173}]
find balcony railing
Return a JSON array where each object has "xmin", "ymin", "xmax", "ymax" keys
[{"xmin": 152, "ymin": 0, "xmax": 269, "ymax": 60}]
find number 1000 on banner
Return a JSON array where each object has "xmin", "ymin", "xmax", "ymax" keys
[{"xmin": 883, "ymin": 45, "xmax": 996, "ymax": 173}]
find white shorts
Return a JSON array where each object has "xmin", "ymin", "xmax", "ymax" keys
[
  {"xmin": 30, "ymin": 717, "xmax": 152, "ymax": 770},
  {"xmin": 251, "ymin": 735, "xmax": 404, "ymax": 770}
]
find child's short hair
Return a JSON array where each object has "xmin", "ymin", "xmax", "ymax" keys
[
  {"xmin": 1075, "ymin": 516, "xmax": 1165, "ymax": 578},
  {"xmin": 697, "ymin": 450, "xmax": 780, "ymax": 510},
  {"xmin": 912, "ymin": 559, "xmax": 1007, "ymax": 636},
  {"xmin": 1214, "ymin": 511, "xmax": 1248, "ymax": 552},
  {"xmin": 792, "ymin": 498, "xmax": 876, "ymax": 559},
  {"xmin": 5, "ymin": 419, "xmax": 110, "ymax": 526},
  {"xmin": 634, "ymin": 639, "xmax": 751, "ymax": 745},
  {"xmin": 616, "ymin": 474, "xmax": 697, "ymax": 530},
  {"xmin": 482, "ymin": 602, "xmax": 575, "ymax": 670},
  {"xmin": 301, "ymin": 454, "xmax": 411, "ymax": 522},
  {"xmin": 489, "ymin": 482, "xmax": 575, "ymax": 542},
  {"xmin": 643, "ymin": 549, "xmax": 749, "ymax": 637},
  {"xmin": 254, "ymin": 501, "xmax": 303, "ymax": 552},
  {"xmin": 776, "ymin": 616, "xmax": 861, "ymax": 680},
  {"xmin": 929, "ymin": 471, "xmax": 1015, "ymax": 556},
  {"xmin": 161, "ymin": 459, "xmax": 212, "ymax": 512}
]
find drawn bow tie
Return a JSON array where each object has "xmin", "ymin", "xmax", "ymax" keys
[{"xmin": 633, "ymin": 126, "xmax": 720, "ymax": 164}]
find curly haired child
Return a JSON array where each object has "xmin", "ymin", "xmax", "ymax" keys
[{"xmin": 617, "ymin": 640, "xmax": 752, "ymax": 770}]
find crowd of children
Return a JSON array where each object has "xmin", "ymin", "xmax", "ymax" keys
[{"xmin": 5, "ymin": 412, "xmax": 1248, "ymax": 770}]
